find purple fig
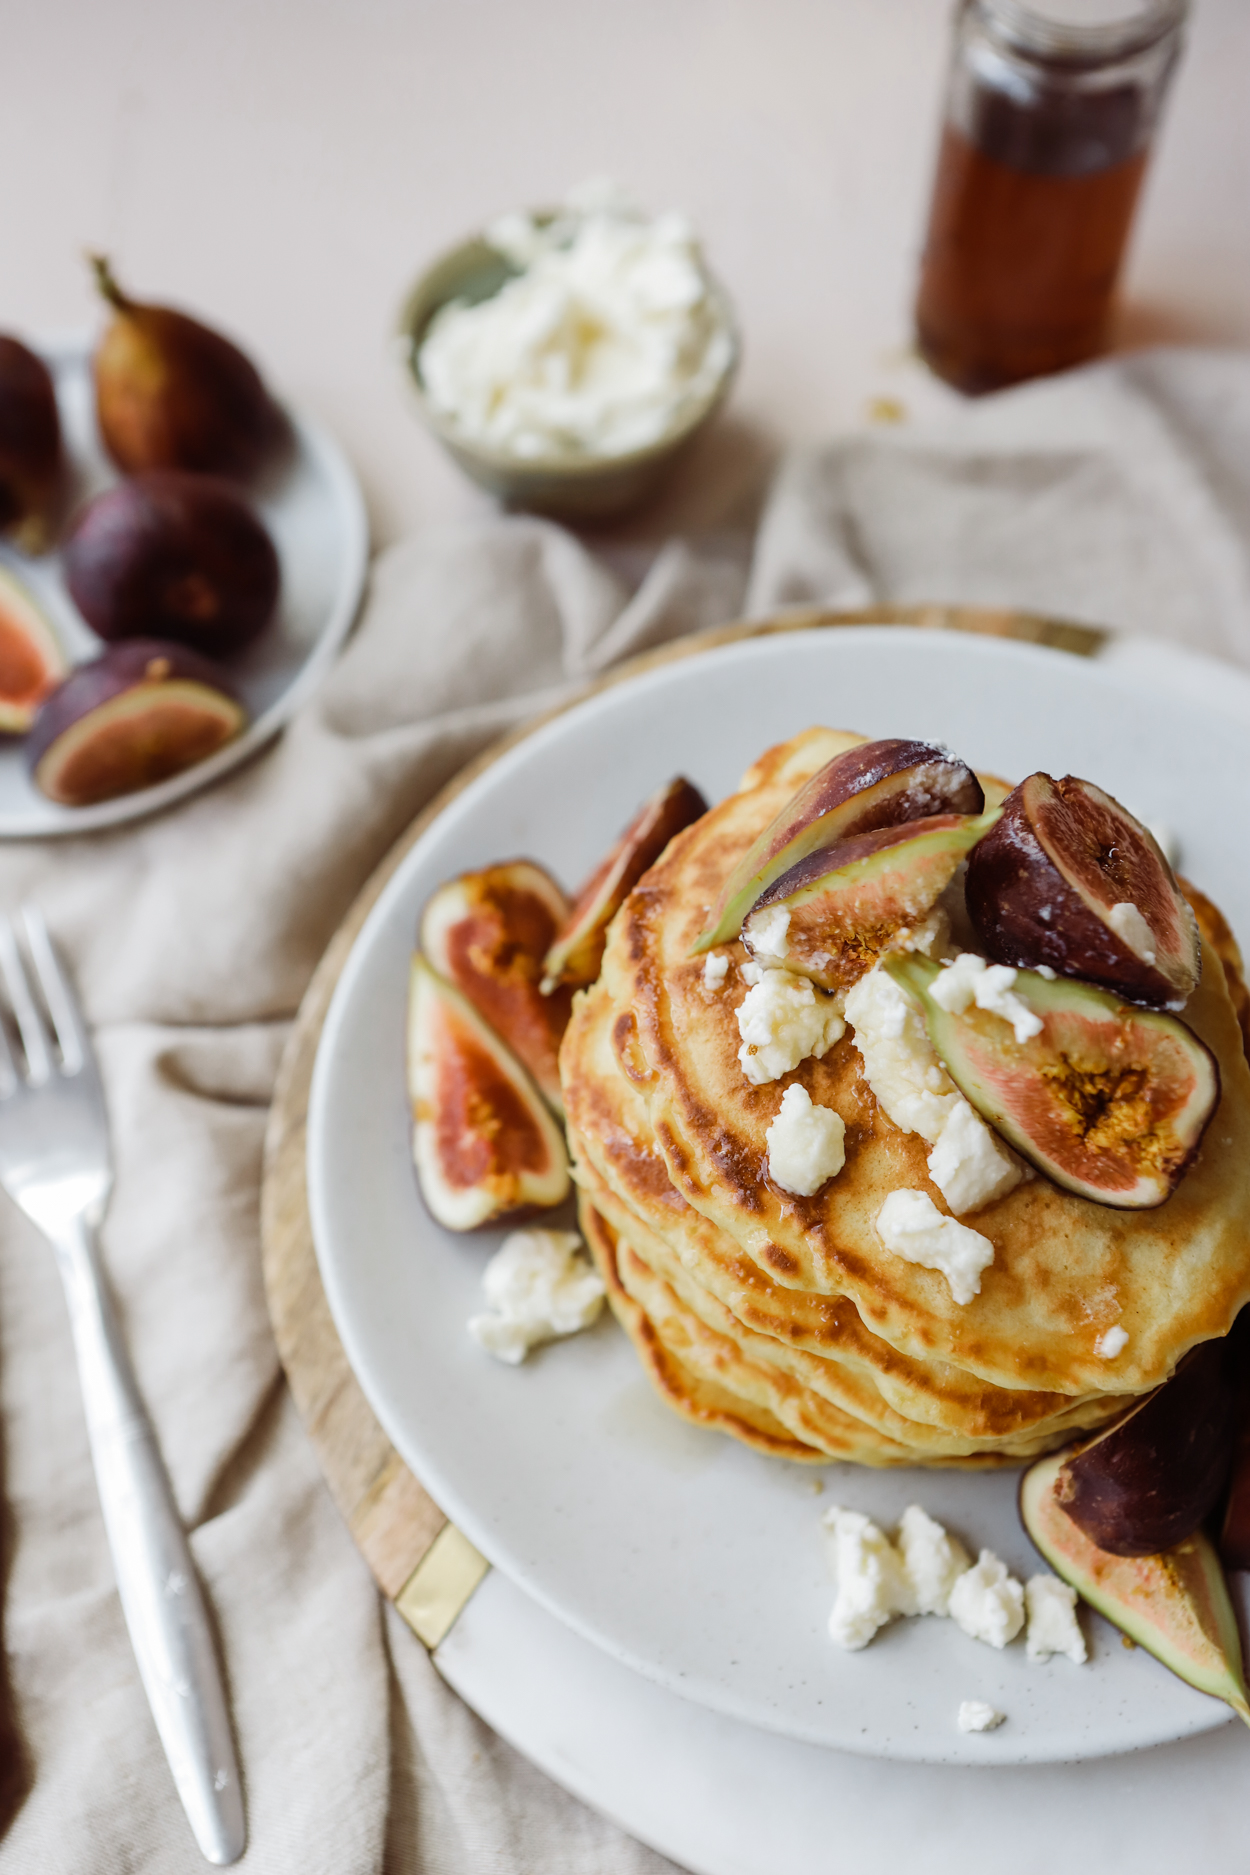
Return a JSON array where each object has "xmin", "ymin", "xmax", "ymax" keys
[
  {"xmin": 966, "ymin": 773, "xmax": 1201, "ymax": 1011},
  {"xmin": 0, "ymin": 335, "xmax": 62, "ymax": 553},
  {"xmin": 0, "ymin": 567, "xmax": 68, "ymax": 734},
  {"xmin": 29, "ymin": 638, "xmax": 247, "ymax": 807},
  {"xmin": 64, "ymin": 471, "xmax": 279, "ymax": 657}
]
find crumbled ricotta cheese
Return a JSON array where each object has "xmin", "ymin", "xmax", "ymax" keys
[
  {"xmin": 766, "ymin": 1084, "xmax": 846, "ymax": 1196},
  {"xmin": 895, "ymin": 1504, "xmax": 971, "ymax": 1617},
  {"xmin": 1096, "ymin": 1323, "xmax": 1129, "ymax": 1359},
  {"xmin": 930, "ymin": 953, "xmax": 1043, "ymax": 1044},
  {"xmin": 957, "ymin": 1699, "xmax": 1006, "ymax": 1733},
  {"xmin": 736, "ymin": 969, "xmax": 845, "ymax": 1086},
  {"xmin": 468, "ymin": 1228, "xmax": 605, "ymax": 1365},
  {"xmin": 948, "ymin": 1551, "xmax": 1026, "ymax": 1649},
  {"xmin": 740, "ymin": 958, "xmax": 764, "ymax": 987},
  {"xmin": 1036, "ymin": 964, "xmax": 1057, "ymax": 979},
  {"xmin": 1025, "ymin": 1574, "xmax": 1087, "ymax": 1664},
  {"xmin": 1107, "ymin": 900, "xmax": 1157, "ymax": 964},
  {"xmin": 844, "ymin": 963, "xmax": 961, "ymax": 1143},
  {"xmin": 702, "ymin": 950, "xmax": 730, "ymax": 990},
  {"xmin": 418, "ymin": 180, "xmax": 735, "ymax": 461},
  {"xmin": 876, "ymin": 1190, "xmax": 995, "ymax": 1305},
  {"xmin": 743, "ymin": 903, "xmax": 791, "ymax": 963},
  {"xmin": 926, "ymin": 1098, "xmax": 1023, "ymax": 1216},
  {"xmin": 822, "ymin": 1506, "xmax": 910, "ymax": 1650}
]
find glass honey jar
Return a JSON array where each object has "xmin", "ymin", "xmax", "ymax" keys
[{"xmin": 915, "ymin": 0, "xmax": 1188, "ymax": 393}]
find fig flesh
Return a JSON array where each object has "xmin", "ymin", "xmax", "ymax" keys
[
  {"xmin": 885, "ymin": 952, "xmax": 1220, "ymax": 1208},
  {"xmin": 407, "ymin": 954, "xmax": 569, "ymax": 1230},
  {"xmin": 29, "ymin": 639, "xmax": 247, "ymax": 807},
  {"xmin": 743, "ymin": 809, "xmax": 999, "ymax": 990},
  {"xmin": 0, "ymin": 335, "xmax": 62, "ymax": 552},
  {"xmin": 1056, "ymin": 1342, "xmax": 1234, "ymax": 1557},
  {"xmin": 1021, "ymin": 1448, "xmax": 1250, "ymax": 1726},
  {"xmin": 65, "ymin": 471, "xmax": 280, "ymax": 656},
  {"xmin": 692, "ymin": 739, "xmax": 985, "ymax": 954},
  {"xmin": 90, "ymin": 255, "xmax": 284, "ymax": 480},
  {"xmin": 966, "ymin": 772, "xmax": 1200, "ymax": 1011},
  {"xmin": 0, "ymin": 566, "xmax": 68, "ymax": 733},
  {"xmin": 543, "ymin": 776, "xmax": 707, "ymax": 992},
  {"xmin": 421, "ymin": 860, "xmax": 573, "ymax": 1112}
]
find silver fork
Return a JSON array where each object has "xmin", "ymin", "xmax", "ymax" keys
[{"xmin": 0, "ymin": 907, "xmax": 244, "ymax": 1865}]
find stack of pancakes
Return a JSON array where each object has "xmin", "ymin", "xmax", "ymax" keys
[{"xmin": 561, "ymin": 729, "xmax": 1250, "ymax": 1465}]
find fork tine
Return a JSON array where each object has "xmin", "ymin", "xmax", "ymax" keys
[
  {"xmin": 0, "ymin": 999, "xmax": 16, "ymax": 1098},
  {"xmin": 0, "ymin": 917, "xmax": 52, "ymax": 1085},
  {"xmin": 21, "ymin": 906, "xmax": 86, "ymax": 1076}
]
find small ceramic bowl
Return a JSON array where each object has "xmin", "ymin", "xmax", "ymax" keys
[{"xmin": 396, "ymin": 223, "xmax": 739, "ymax": 523}]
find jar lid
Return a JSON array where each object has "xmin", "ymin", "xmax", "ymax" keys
[{"xmin": 974, "ymin": 0, "xmax": 1188, "ymax": 65}]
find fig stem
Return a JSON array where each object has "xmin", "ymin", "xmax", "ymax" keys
[{"xmin": 87, "ymin": 253, "xmax": 128, "ymax": 311}]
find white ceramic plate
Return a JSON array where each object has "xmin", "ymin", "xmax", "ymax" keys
[
  {"xmin": 307, "ymin": 627, "xmax": 1250, "ymax": 1765},
  {"xmin": 0, "ymin": 335, "xmax": 367, "ymax": 836}
]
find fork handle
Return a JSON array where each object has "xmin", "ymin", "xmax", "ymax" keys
[{"xmin": 53, "ymin": 1215, "xmax": 245, "ymax": 1865}]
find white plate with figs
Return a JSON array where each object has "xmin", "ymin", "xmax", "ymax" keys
[
  {"xmin": 0, "ymin": 334, "xmax": 367, "ymax": 838},
  {"xmin": 307, "ymin": 625, "xmax": 1250, "ymax": 1765}
]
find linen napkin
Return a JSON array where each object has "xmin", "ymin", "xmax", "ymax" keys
[{"xmin": 2, "ymin": 343, "xmax": 1249, "ymax": 1874}]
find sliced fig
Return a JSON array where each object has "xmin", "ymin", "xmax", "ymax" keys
[
  {"xmin": 966, "ymin": 773, "xmax": 1201, "ymax": 1011},
  {"xmin": 64, "ymin": 471, "xmax": 280, "ymax": 657},
  {"xmin": 885, "ymin": 953, "xmax": 1219, "ymax": 1208},
  {"xmin": 28, "ymin": 639, "xmax": 247, "ymax": 807},
  {"xmin": 1021, "ymin": 1449, "xmax": 1250, "ymax": 1726},
  {"xmin": 692, "ymin": 739, "xmax": 984, "ymax": 954},
  {"xmin": 0, "ymin": 335, "xmax": 62, "ymax": 552},
  {"xmin": 0, "ymin": 566, "xmax": 69, "ymax": 733},
  {"xmin": 421, "ymin": 860, "xmax": 572, "ymax": 1112},
  {"xmin": 743, "ymin": 809, "xmax": 999, "ymax": 990},
  {"xmin": 1056, "ymin": 1342, "xmax": 1234, "ymax": 1557},
  {"xmin": 543, "ymin": 776, "xmax": 707, "ymax": 992},
  {"xmin": 407, "ymin": 954, "xmax": 569, "ymax": 1231}
]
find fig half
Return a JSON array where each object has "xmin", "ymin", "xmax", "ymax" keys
[
  {"xmin": 692, "ymin": 739, "xmax": 984, "ymax": 953},
  {"xmin": 543, "ymin": 776, "xmax": 707, "ymax": 992},
  {"xmin": 1021, "ymin": 1449, "xmax": 1250, "ymax": 1726},
  {"xmin": 885, "ymin": 952, "xmax": 1219, "ymax": 1208},
  {"xmin": 743, "ymin": 809, "xmax": 999, "ymax": 989},
  {"xmin": 0, "ymin": 566, "xmax": 68, "ymax": 733},
  {"xmin": 966, "ymin": 772, "xmax": 1201, "ymax": 1010},
  {"xmin": 65, "ymin": 471, "xmax": 280, "ymax": 656},
  {"xmin": 0, "ymin": 335, "xmax": 62, "ymax": 552},
  {"xmin": 421, "ymin": 860, "xmax": 572, "ymax": 1112},
  {"xmin": 407, "ymin": 954, "xmax": 569, "ymax": 1230},
  {"xmin": 1056, "ymin": 1341, "xmax": 1234, "ymax": 1556},
  {"xmin": 28, "ymin": 639, "xmax": 247, "ymax": 807}
]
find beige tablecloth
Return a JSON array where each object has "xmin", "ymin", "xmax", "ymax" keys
[{"xmin": 3, "ymin": 345, "xmax": 1250, "ymax": 1872}]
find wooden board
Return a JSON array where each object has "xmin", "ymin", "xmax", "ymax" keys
[{"xmin": 257, "ymin": 604, "xmax": 1103, "ymax": 1645}]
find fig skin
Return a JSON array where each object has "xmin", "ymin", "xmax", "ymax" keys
[
  {"xmin": 0, "ymin": 566, "xmax": 68, "ymax": 734},
  {"xmin": 1056, "ymin": 1342, "xmax": 1235, "ymax": 1557},
  {"xmin": 29, "ymin": 638, "xmax": 247, "ymax": 807},
  {"xmin": 966, "ymin": 772, "xmax": 1201, "ymax": 1011},
  {"xmin": 90, "ymin": 255, "xmax": 285, "ymax": 480},
  {"xmin": 64, "ymin": 471, "xmax": 280, "ymax": 657},
  {"xmin": 693, "ymin": 738, "xmax": 984, "ymax": 952},
  {"xmin": 0, "ymin": 335, "xmax": 62, "ymax": 553}
]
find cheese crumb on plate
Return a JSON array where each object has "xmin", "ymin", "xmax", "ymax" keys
[{"xmin": 469, "ymin": 1228, "xmax": 605, "ymax": 1365}]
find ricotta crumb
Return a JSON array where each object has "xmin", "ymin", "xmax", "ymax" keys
[
  {"xmin": 948, "ymin": 1551, "xmax": 1026, "ymax": 1649},
  {"xmin": 766, "ymin": 1084, "xmax": 846, "ymax": 1196},
  {"xmin": 844, "ymin": 963, "xmax": 961, "ymax": 1144},
  {"xmin": 926, "ymin": 1098, "xmax": 1023, "ymax": 1216},
  {"xmin": 895, "ymin": 1504, "xmax": 971, "ymax": 1617},
  {"xmin": 930, "ymin": 952, "xmax": 1044, "ymax": 1044},
  {"xmin": 702, "ymin": 951, "xmax": 730, "ymax": 990},
  {"xmin": 957, "ymin": 1699, "xmax": 1006, "ymax": 1734},
  {"xmin": 743, "ymin": 903, "xmax": 791, "ymax": 963},
  {"xmin": 1096, "ymin": 1323, "xmax": 1129, "ymax": 1359},
  {"xmin": 876, "ymin": 1190, "xmax": 995, "ymax": 1305},
  {"xmin": 1107, "ymin": 900, "xmax": 1157, "ymax": 964},
  {"xmin": 740, "ymin": 958, "xmax": 764, "ymax": 986},
  {"xmin": 1025, "ymin": 1574, "xmax": 1087, "ymax": 1664},
  {"xmin": 822, "ymin": 1506, "xmax": 909, "ymax": 1650},
  {"xmin": 468, "ymin": 1228, "xmax": 605, "ymax": 1365},
  {"xmin": 736, "ymin": 969, "xmax": 845, "ymax": 1086}
]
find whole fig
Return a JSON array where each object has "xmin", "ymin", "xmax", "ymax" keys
[
  {"xmin": 0, "ymin": 335, "xmax": 62, "ymax": 552},
  {"xmin": 90, "ymin": 255, "xmax": 284, "ymax": 479},
  {"xmin": 65, "ymin": 471, "xmax": 280, "ymax": 656}
]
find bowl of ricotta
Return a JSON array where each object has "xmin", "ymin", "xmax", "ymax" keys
[{"xmin": 398, "ymin": 180, "xmax": 739, "ymax": 521}]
